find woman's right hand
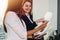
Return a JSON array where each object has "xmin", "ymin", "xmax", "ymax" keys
[
  {"xmin": 27, "ymin": 20, "xmax": 48, "ymax": 36},
  {"xmin": 43, "ymin": 20, "xmax": 48, "ymax": 25},
  {"xmin": 36, "ymin": 20, "xmax": 48, "ymax": 31}
]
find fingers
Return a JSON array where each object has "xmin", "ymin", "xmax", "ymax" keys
[
  {"xmin": 43, "ymin": 20, "xmax": 48, "ymax": 25},
  {"xmin": 40, "ymin": 20, "xmax": 48, "ymax": 29},
  {"xmin": 34, "ymin": 34, "xmax": 45, "ymax": 39}
]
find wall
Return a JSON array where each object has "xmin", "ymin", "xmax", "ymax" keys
[{"xmin": 33, "ymin": 0, "xmax": 57, "ymax": 40}]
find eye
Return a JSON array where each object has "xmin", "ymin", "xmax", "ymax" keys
[
  {"xmin": 25, "ymin": 5, "xmax": 28, "ymax": 7},
  {"xmin": 25, "ymin": 5, "xmax": 31, "ymax": 8},
  {"xmin": 29, "ymin": 5, "xmax": 31, "ymax": 7}
]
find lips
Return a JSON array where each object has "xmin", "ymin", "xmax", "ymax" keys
[
  {"xmin": 26, "ymin": 8, "xmax": 31, "ymax": 11},
  {"xmin": 26, "ymin": 8, "xmax": 30, "ymax": 10}
]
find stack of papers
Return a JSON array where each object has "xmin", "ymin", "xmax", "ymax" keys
[{"xmin": 34, "ymin": 11, "xmax": 53, "ymax": 36}]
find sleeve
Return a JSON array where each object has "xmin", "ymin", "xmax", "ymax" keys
[{"xmin": 5, "ymin": 12, "xmax": 27, "ymax": 39}]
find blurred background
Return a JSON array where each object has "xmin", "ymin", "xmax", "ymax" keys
[
  {"xmin": 0, "ymin": 0, "xmax": 8, "ymax": 40},
  {"xmin": 0, "ymin": 0, "xmax": 58, "ymax": 40},
  {"xmin": 33, "ymin": 0, "xmax": 57, "ymax": 40}
]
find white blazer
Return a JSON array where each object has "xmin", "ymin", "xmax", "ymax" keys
[{"xmin": 4, "ymin": 11, "xmax": 27, "ymax": 40}]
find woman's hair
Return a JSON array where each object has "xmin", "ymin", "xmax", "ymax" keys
[
  {"xmin": 19, "ymin": 0, "xmax": 32, "ymax": 16},
  {"xmin": 3, "ymin": 0, "xmax": 32, "ymax": 32},
  {"xmin": 3, "ymin": 0, "xmax": 26, "ymax": 32}
]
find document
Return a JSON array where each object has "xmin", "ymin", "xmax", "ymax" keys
[{"xmin": 34, "ymin": 11, "xmax": 53, "ymax": 36}]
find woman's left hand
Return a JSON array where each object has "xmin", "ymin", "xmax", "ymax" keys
[{"xmin": 35, "ymin": 18, "xmax": 45, "ymax": 23}]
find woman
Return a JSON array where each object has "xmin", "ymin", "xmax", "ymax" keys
[
  {"xmin": 18, "ymin": 0, "xmax": 48, "ymax": 40},
  {"xmin": 3, "ymin": 0, "xmax": 27, "ymax": 40}
]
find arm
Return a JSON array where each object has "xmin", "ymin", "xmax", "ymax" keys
[{"xmin": 27, "ymin": 20, "xmax": 48, "ymax": 36}]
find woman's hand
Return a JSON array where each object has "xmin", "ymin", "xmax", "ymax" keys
[
  {"xmin": 35, "ymin": 18, "xmax": 45, "ymax": 23},
  {"xmin": 34, "ymin": 33, "xmax": 47, "ymax": 39},
  {"xmin": 27, "ymin": 20, "xmax": 48, "ymax": 36},
  {"xmin": 36, "ymin": 20, "xmax": 48, "ymax": 31}
]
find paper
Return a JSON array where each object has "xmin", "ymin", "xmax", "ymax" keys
[
  {"xmin": 44, "ymin": 12, "xmax": 52, "ymax": 21},
  {"xmin": 34, "ymin": 11, "xmax": 53, "ymax": 36}
]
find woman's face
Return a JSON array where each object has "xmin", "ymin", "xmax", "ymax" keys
[{"xmin": 22, "ymin": 1, "xmax": 32, "ymax": 13}]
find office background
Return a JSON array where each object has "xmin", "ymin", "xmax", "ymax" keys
[
  {"xmin": 33, "ymin": 0, "xmax": 57, "ymax": 40},
  {"xmin": 0, "ymin": 0, "xmax": 58, "ymax": 40}
]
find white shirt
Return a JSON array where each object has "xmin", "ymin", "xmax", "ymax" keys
[
  {"xmin": 4, "ymin": 11, "xmax": 27, "ymax": 40},
  {"xmin": 25, "ymin": 13, "xmax": 33, "ymax": 23}
]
